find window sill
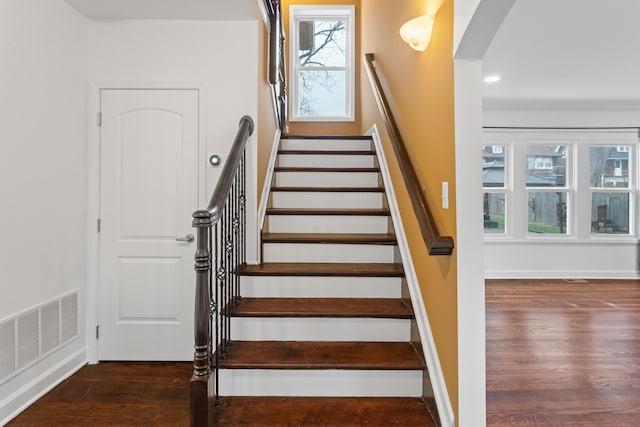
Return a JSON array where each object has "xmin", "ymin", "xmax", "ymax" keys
[
  {"xmin": 289, "ymin": 116, "xmax": 356, "ymax": 123},
  {"xmin": 484, "ymin": 236, "xmax": 639, "ymax": 245}
]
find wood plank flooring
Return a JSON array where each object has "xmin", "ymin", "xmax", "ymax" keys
[
  {"xmin": 8, "ymin": 362, "xmax": 192, "ymax": 426},
  {"xmin": 10, "ymin": 279, "xmax": 640, "ymax": 426},
  {"xmin": 486, "ymin": 279, "xmax": 640, "ymax": 426}
]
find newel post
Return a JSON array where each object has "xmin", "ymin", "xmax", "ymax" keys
[{"xmin": 190, "ymin": 210, "xmax": 212, "ymax": 427}]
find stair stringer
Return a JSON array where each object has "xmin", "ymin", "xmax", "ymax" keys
[
  {"xmin": 257, "ymin": 128, "xmax": 282, "ymax": 263},
  {"xmin": 368, "ymin": 124, "xmax": 455, "ymax": 427}
]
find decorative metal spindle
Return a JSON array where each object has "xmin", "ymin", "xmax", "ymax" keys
[
  {"xmin": 233, "ymin": 168, "xmax": 240, "ymax": 304},
  {"xmin": 241, "ymin": 152, "xmax": 247, "ymax": 267},
  {"xmin": 230, "ymin": 177, "xmax": 237, "ymax": 307},
  {"xmin": 225, "ymin": 191, "xmax": 233, "ymax": 349},
  {"xmin": 221, "ymin": 209, "xmax": 229, "ymax": 355},
  {"xmin": 211, "ymin": 225, "xmax": 220, "ymax": 404}
]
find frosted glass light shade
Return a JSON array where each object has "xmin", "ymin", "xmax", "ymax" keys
[{"xmin": 399, "ymin": 15, "xmax": 434, "ymax": 51}]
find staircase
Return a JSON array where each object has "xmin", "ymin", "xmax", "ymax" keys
[{"xmin": 210, "ymin": 136, "xmax": 437, "ymax": 426}]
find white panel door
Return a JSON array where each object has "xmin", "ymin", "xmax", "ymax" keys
[{"xmin": 98, "ymin": 89, "xmax": 199, "ymax": 360}]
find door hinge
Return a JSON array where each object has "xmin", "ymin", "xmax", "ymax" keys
[
  {"xmin": 97, "ymin": 112, "xmax": 102, "ymax": 126},
  {"xmin": 97, "ymin": 218, "xmax": 101, "ymax": 232},
  {"xmin": 96, "ymin": 325, "xmax": 99, "ymax": 339}
]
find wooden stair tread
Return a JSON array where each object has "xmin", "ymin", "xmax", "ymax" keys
[
  {"xmin": 278, "ymin": 149, "xmax": 376, "ymax": 155},
  {"xmin": 271, "ymin": 186, "xmax": 385, "ymax": 193},
  {"xmin": 238, "ymin": 262, "xmax": 404, "ymax": 277},
  {"xmin": 211, "ymin": 397, "xmax": 436, "ymax": 426},
  {"xmin": 218, "ymin": 341, "xmax": 425, "ymax": 370},
  {"xmin": 282, "ymin": 135, "xmax": 373, "ymax": 140},
  {"xmin": 266, "ymin": 207, "xmax": 390, "ymax": 216},
  {"xmin": 274, "ymin": 166, "xmax": 380, "ymax": 173},
  {"xmin": 230, "ymin": 298, "xmax": 413, "ymax": 318},
  {"xmin": 262, "ymin": 233, "xmax": 397, "ymax": 245}
]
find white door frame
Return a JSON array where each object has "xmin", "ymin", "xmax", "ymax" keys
[{"xmin": 85, "ymin": 82, "xmax": 206, "ymax": 364}]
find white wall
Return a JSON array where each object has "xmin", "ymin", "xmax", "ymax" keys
[
  {"xmin": 454, "ymin": 0, "xmax": 482, "ymax": 54},
  {"xmin": 0, "ymin": 0, "xmax": 88, "ymax": 422},
  {"xmin": 454, "ymin": 59, "xmax": 487, "ymax": 427},
  {"xmin": 484, "ymin": 105, "xmax": 640, "ymax": 278},
  {"xmin": 87, "ymin": 18, "xmax": 260, "ymax": 260}
]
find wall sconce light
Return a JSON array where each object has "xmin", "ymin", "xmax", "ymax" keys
[{"xmin": 399, "ymin": 15, "xmax": 434, "ymax": 51}]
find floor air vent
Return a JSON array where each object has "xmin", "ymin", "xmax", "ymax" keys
[
  {"xmin": 0, "ymin": 319, "xmax": 16, "ymax": 381},
  {"xmin": 0, "ymin": 290, "xmax": 78, "ymax": 385},
  {"xmin": 17, "ymin": 311, "xmax": 39, "ymax": 370}
]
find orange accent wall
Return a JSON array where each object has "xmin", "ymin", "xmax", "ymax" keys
[
  {"xmin": 256, "ymin": 21, "xmax": 278, "ymax": 203},
  {"xmin": 360, "ymin": 0, "xmax": 459, "ymax": 420},
  {"xmin": 282, "ymin": 0, "xmax": 362, "ymax": 136}
]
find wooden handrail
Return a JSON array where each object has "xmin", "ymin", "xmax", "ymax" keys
[{"xmin": 364, "ymin": 53, "xmax": 454, "ymax": 256}]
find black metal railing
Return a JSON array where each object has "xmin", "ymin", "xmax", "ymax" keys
[{"xmin": 190, "ymin": 115, "xmax": 254, "ymax": 427}]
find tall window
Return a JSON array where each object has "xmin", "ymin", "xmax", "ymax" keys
[
  {"xmin": 483, "ymin": 145, "xmax": 508, "ymax": 234},
  {"xmin": 590, "ymin": 145, "xmax": 632, "ymax": 234},
  {"xmin": 525, "ymin": 145, "xmax": 570, "ymax": 235},
  {"xmin": 289, "ymin": 6, "xmax": 355, "ymax": 121}
]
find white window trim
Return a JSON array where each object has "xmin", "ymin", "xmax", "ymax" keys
[
  {"xmin": 483, "ymin": 128, "xmax": 639, "ymax": 243},
  {"xmin": 289, "ymin": 5, "xmax": 355, "ymax": 122}
]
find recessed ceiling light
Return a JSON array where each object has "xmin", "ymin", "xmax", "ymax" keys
[{"xmin": 484, "ymin": 75, "xmax": 501, "ymax": 83}]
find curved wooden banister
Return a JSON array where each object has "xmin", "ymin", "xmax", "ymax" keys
[{"xmin": 364, "ymin": 53, "xmax": 454, "ymax": 256}]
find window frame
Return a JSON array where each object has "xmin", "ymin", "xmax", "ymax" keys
[
  {"xmin": 483, "ymin": 128, "xmax": 639, "ymax": 243},
  {"xmin": 482, "ymin": 144, "xmax": 511, "ymax": 236},
  {"xmin": 589, "ymin": 143, "xmax": 635, "ymax": 237},
  {"xmin": 289, "ymin": 5, "xmax": 356, "ymax": 122},
  {"xmin": 524, "ymin": 143, "xmax": 573, "ymax": 237}
]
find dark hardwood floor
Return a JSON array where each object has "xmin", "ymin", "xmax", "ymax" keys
[
  {"xmin": 7, "ymin": 362, "xmax": 192, "ymax": 426},
  {"xmin": 10, "ymin": 279, "xmax": 640, "ymax": 426},
  {"xmin": 486, "ymin": 279, "xmax": 640, "ymax": 426}
]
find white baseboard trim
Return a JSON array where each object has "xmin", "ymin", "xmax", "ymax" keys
[
  {"xmin": 256, "ymin": 129, "xmax": 281, "ymax": 261},
  {"xmin": 1, "ymin": 347, "xmax": 87, "ymax": 425},
  {"xmin": 368, "ymin": 125, "xmax": 455, "ymax": 427},
  {"xmin": 485, "ymin": 270, "xmax": 640, "ymax": 280}
]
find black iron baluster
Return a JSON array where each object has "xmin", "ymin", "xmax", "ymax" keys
[
  {"xmin": 241, "ymin": 151, "xmax": 247, "ymax": 267},
  {"xmin": 211, "ymin": 224, "xmax": 220, "ymax": 404}
]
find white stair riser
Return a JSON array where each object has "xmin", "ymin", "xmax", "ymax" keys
[
  {"xmin": 240, "ymin": 276, "xmax": 402, "ymax": 298},
  {"xmin": 271, "ymin": 192, "xmax": 384, "ymax": 209},
  {"xmin": 276, "ymin": 172, "xmax": 379, "ymax": 188},
  {"xmin": 281, "ymin": 139, "xmax": 372, "ymax": 151},
  {"xmin": 218, "ymin": 369, "xmax": 422, "ymax": 397},
  {"xmin": 268, "ymin": 215, "xmax": 388, "ymax": 234},
  {"xmin": 231, "ymin": 318, "xmax": 411, "ymax": 341},
  {"xmin": 263, "ymin": 243, "xmax": 396, "ymax": 263},
  {"xmin": 278, "ymin": 154, "xmax": 375, "ymax": 168}
]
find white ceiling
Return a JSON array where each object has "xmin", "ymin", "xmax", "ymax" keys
[
  {"xmin": 482, "ymin": 0, "xmax": 640, "ymax": 105},
  {"xmin": 64, "ymin": 0, "xmax": 256, "ymax": 21}
]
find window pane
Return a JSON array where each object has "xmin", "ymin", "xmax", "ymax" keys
[
  {"xmin": 484, "ymin": 192, "xmax": 506, "ymax": 234},
  {"xmin": 528, "ymin": 192, "xmax": 568, "ymax": 235},
  {"xmin": 298, "ymin": 20, "xmax": 346, "ymax": 67},
  {"xmin": 589, "ymin": 146, "xmax": 629, "ymax": 188},
  {"xmin": 482, "ymin": 145, "xmax": 505, "ymax": 188},
  {"xmin": 297, "ymin": 70, "xmax": 346, "ymax": 117},
  {"xmin": 591, "ymin": 192, "xmax": 630, "ymax": 234},
  {"xmin": 525, "ymin": 145, "xmax": 567, "ymax": 187}
]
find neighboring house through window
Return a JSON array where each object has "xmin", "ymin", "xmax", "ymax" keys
[{"xmin": 483, "ymin": 129, "xmax": 638, "ymax": 240}]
